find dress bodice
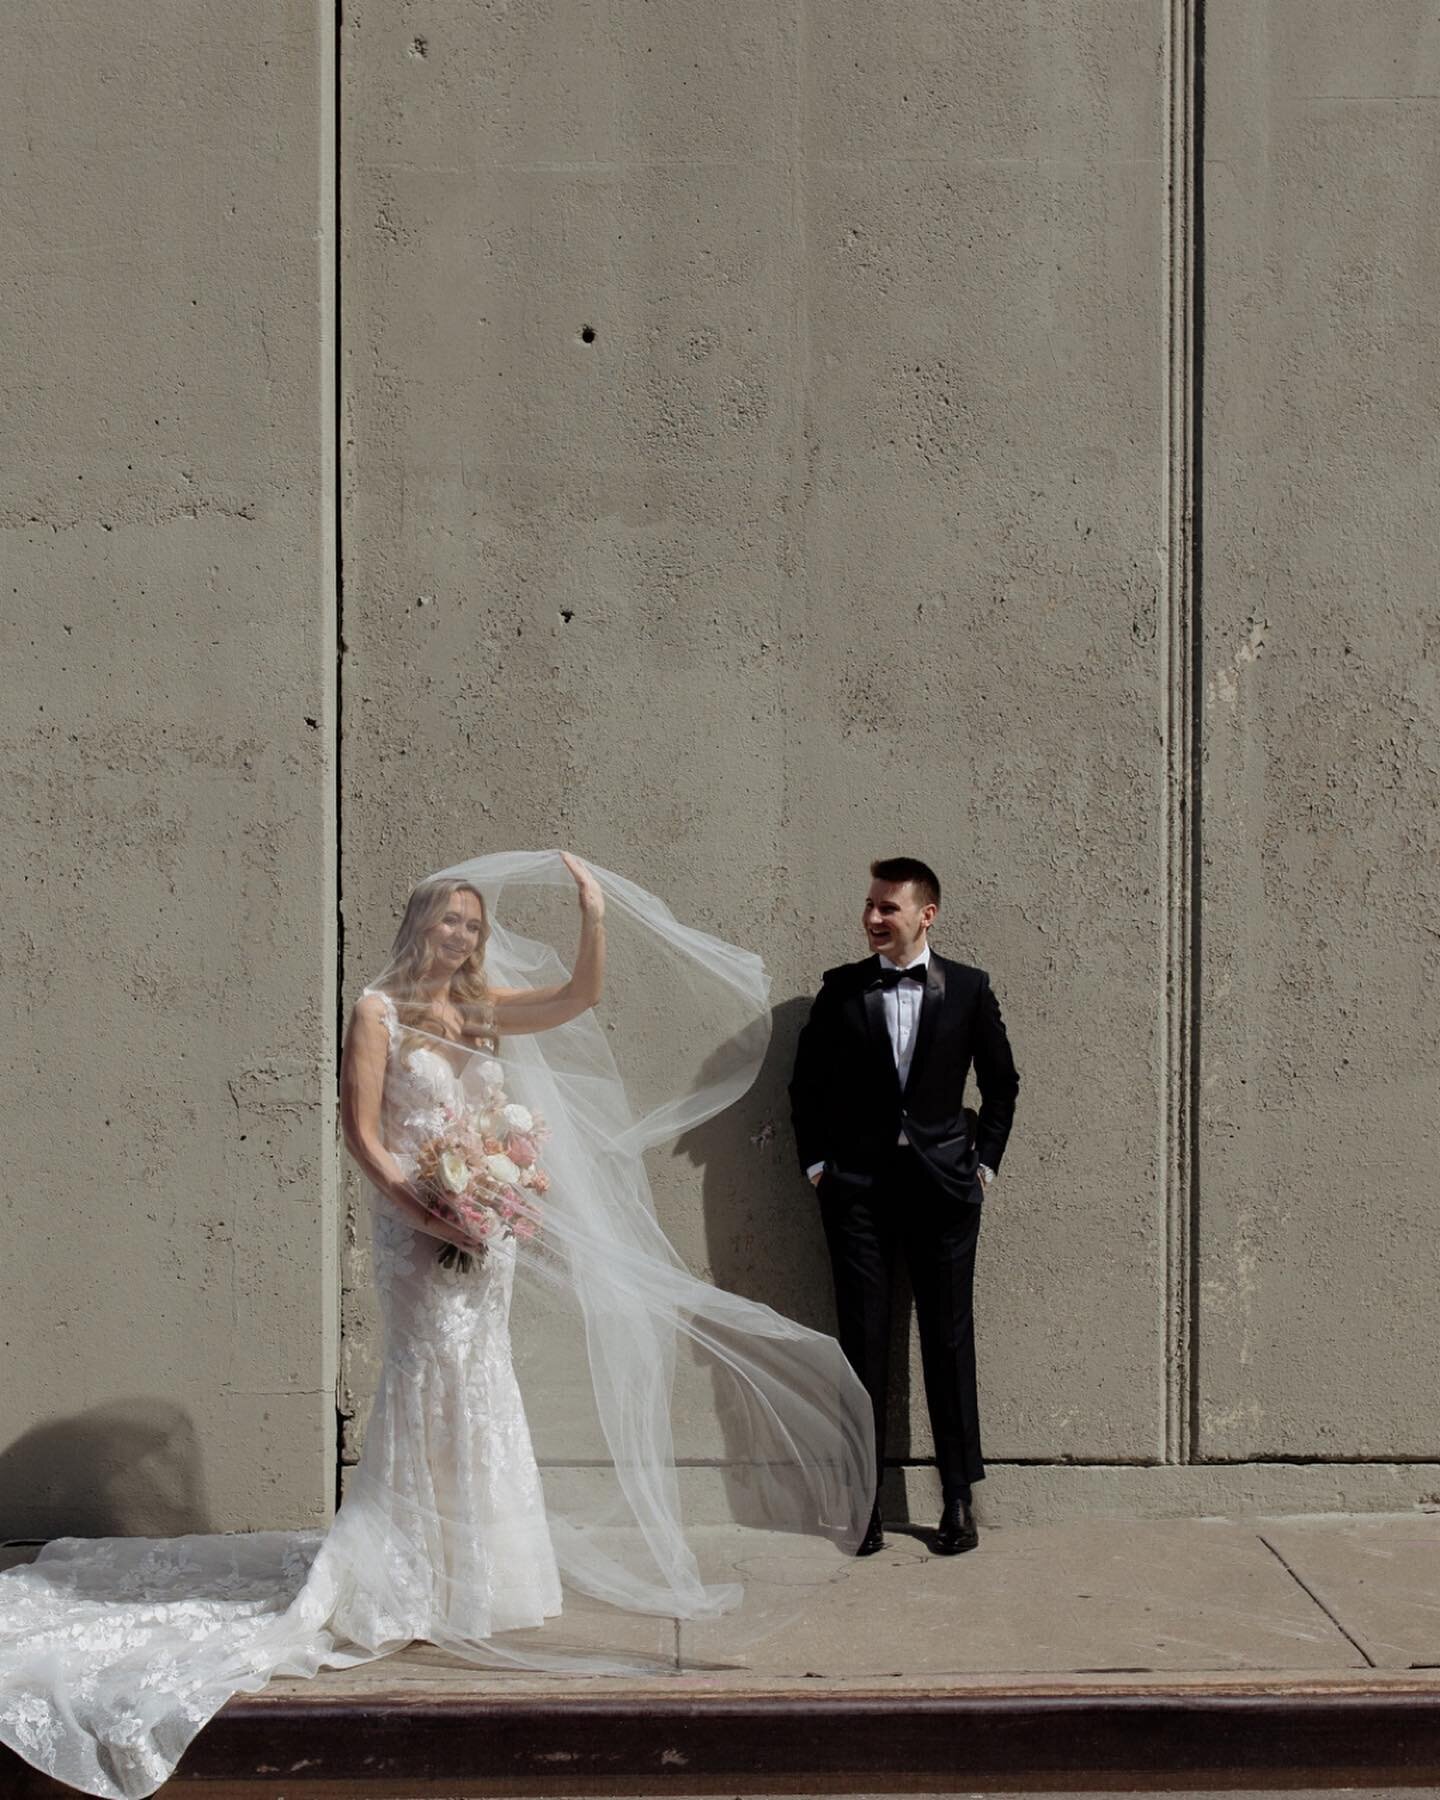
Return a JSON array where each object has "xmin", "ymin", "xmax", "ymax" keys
[
  {"xmin": 385, "ymin": 1043, "xmax": 464, "ymax": 1140},
  {"xmin": 365, "ymin": 988, "xmax": 476, "ymax": 1159}
]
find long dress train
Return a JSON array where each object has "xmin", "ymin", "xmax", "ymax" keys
[{"xmin": 0, "ymin": 851, "xmax": 876, "ymax": 1799}]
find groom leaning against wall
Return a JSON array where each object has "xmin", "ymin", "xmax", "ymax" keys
[{"xmin": 789, "ymin": 858, "xmax": 1019, "ymax": 1558}]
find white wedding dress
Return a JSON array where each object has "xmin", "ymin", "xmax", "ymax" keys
[
  {"xmin": 331, "ymin": 989, "xmax": 563, "ymax": 1643},
  {"xmin": 0, "ymin": 992, "xmax": 562, "ymax": 1798},
  {"xmin": 0, "ymin": 851, "xmax": 876, "ymax": 1800}
]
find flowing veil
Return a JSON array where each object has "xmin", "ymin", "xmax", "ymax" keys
[{"xmin": 0, "ymin": 851, "xmax": 875, "ymax": 1799}]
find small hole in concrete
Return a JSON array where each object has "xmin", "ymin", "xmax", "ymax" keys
[
  {"xmin": 580, "ymin": 325, "xmax": 597, "ymax": 344},
  {"xmin": 560, "ymin": 609, "xmax": 575, "ymax": 624},
  {"xmin": 409, "ymin": 35, "xmax": 428, "ymax": 57}
]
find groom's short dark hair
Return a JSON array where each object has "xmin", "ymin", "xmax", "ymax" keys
[{"xmin": 870, "ymin": 857, "xmax": 941, "ymax": 909}]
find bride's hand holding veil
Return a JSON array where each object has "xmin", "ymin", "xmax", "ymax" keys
[
  {"xmin": 560, "ymin": 847, "xmax": 605, "ymax": 916},
  {"xmin": 490, "ymin": 851, "xmax": 606, "ymax": 1035}
]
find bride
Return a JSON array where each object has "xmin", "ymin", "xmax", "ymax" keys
[{"xmin": 0, "ymin": 850, "xmax": 875, "ymax": 1799}]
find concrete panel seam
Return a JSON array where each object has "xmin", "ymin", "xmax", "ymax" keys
[
  {"xmin": 323, "ymin": 0, "xmax": 344, "ymax": 1512},
  {"xmin": 1160, "ymin": 0, "xmax": 1203, "ymax": 1466}
]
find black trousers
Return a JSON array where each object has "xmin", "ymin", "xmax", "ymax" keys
[{"xmin": 819, "ymin": 1147, "xmax": 984, "ymax": 1503}]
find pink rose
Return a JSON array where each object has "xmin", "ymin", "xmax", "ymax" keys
[
  {"xmin": 458, "ymin": 1201, "xmax": 495, "ymax": 1240},
  {"xmin": 507, "ymin": 1133, "xmax": 538, "ymax": 1168}
]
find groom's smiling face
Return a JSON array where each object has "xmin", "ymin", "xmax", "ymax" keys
[{"xmin": 863, "ymin": 879, "xmax": 937, "ymax": 965}]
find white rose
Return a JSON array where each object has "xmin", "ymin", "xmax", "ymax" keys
[
  {"xmin": 478, "ymin": 1059, "xmax": 504, "ymax": 1090},
  {"xmin": 484, "ymin": 1153, "xmax": 520, "ymax": 1187},
  {"xmin": 502, "ymin": 1103, "xmax": 534, "ymax": 1133},
  {"xmin": 439, "ymin": 1150, "xmax": 471, "ymax": 1194}
]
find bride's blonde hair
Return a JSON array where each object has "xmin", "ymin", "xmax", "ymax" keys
[{"xmin": 372, "ymin": 878, "xmax": 497, "ymax": 1047}]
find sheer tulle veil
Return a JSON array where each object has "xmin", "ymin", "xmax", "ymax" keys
[
  {"xmin": 404, "ymin": 849, "xmax": 876, "ymax": 1638},
  {"xmin": 0, "ymin": 849, "xmax": 875, "ymax": 1800}
]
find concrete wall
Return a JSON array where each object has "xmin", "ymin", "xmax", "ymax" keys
[
  {"xmin": 0, "ymin": 0, "xmax": 336, "ymax": 1533},
  {"xmin": 336, "ymin": 0, "xmax": 1440, "ymax": 1509},
  {"xmin": 1197, "ymin": 2, "xmax": 1440, "ymax": 1458},
  {"xmin": 6, "ymin": 1, "xmax": 1438, "ymax": 1535}
]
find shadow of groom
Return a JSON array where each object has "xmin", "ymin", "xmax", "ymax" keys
[{"xmin": 674, "ymin": 994, "xmax": 917, "ymax": 1530}]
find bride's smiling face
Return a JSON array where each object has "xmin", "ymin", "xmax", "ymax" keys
[{"xmin": 424, "ymin": 889, "xmax": 486, "ymax": 975}]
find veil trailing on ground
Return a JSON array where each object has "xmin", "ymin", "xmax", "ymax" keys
[{"xmin": 0, "ymin": 851, "xmax": 874, "ymax": 1800}]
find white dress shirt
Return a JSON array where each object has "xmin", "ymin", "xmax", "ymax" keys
[{"xmin": 880, "ymin": 944, "xmax": 930, "ymax": 1095}]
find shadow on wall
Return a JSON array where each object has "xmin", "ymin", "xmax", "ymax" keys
[
  {"xmin": 676, "ymin": 994, "xmax": 917, "ymax": 1528},
  {"xmin": 0, "ymin": 1400, "xmax": 211, "ymax": 1540}
]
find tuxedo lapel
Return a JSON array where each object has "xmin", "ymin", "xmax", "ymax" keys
[
  {"xmin": 860, "ymin": 964, "xmax": 903, "ymax": 1099},
  {"xmin": 903, "ymin": 955, "xmax": 946, "ymax": 1094}
]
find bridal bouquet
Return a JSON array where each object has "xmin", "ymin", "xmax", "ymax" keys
[{"xmin": 412, "ymin": 1071, "xmax": 550, "ymax": 1272}]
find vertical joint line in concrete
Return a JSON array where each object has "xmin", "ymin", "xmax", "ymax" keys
[
  {"xmin": 1185, "ymin": 0, "xmax": 1208, "ymax": 1474},
  {"xmin": 1161, "ymin": 0, "xmax": 1204, "ymax": 1465},
  {"xmin": 778, "ymin": 0, "xmax": 807, "ymax": 871},
  {"xmin": 330, "ymin": 0, "xmax": 347, "ymax": 1511}
]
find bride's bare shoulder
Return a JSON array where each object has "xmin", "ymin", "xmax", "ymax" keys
[{"xmin": 351, "ymin": 990, "xmax": 394, "ymax": 1033}]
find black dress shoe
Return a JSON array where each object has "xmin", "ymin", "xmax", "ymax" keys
[
  {"xmin": 933, "ymin": 1498, "xmax": 978, "ymax": 1555},
  {"xmin": 856, "ymin": 1506, "xmax": 885, "ymax": 1556}
]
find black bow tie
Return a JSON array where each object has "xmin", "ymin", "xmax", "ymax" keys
[{"xmin": 877, "ymin": 963, "xmax": 927, "ymax": 989}]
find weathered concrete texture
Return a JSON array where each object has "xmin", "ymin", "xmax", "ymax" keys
[
  {"xmin": 900, "ymin": 1461, "xmax": 1440, "ymax": 1528},
  {"xmin": 10, "ymin": 0, "xmax": 1437, "ymax": 1534},
  {"xmin": 340, "ymin": 0, "xmax": 1172, "ymax": 1469},
  {"xmin": 685, "ymin": 1520, "xmax": 1362, "ymax": 1675},
  {"xmin": 179, "ymin": 1511, "xmax": 1440, "ymax": 1683},
  {"xmin": 1264, "ymin": 1515, "xmax": 1440, "ymax": 1669},
  {"xmin": 1, "ymin": 2, "xmax": 336, "ymax": 1532},
  {"xmin": 789, "ymin": 0, "xmax": 1168, "ymax": 1465},
  {"xmin": 533, "ymin": 1461, "xmax": 1440, "ymax": 1530},
  {"xmin": 1197, "ymin": 5, "xmax": 1440, "ymax": 1456}
]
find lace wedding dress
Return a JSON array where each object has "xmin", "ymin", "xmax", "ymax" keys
[
  {"xmin": 331, "ymin": 989, "xmax": 563, "ymax": 1643},
  {"xmin": 0, "ymin": 991, "xmax": 563, "ymax": 1797},
  {"xmin": 0, "ymin": 851, "xmax": 875, "ymax": 1800}
]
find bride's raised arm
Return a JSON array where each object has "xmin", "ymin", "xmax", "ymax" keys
[{"xmin": 490, "ymin": 852, "xmax": 606, "ymax": 1035}]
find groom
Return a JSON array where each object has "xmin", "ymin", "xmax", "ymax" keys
[{"xmin": 789, "ymin": 857, "xmax": 1019, "ymax": 1557}]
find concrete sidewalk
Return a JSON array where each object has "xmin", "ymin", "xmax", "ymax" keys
[
  {"xmin": 270, "ymin": 1509, "xmax": 1440, "ymax": 1685},
  {"xmin": 7, "ymin": 1511, "xmax": 1440, "ymax": 1794},
  {"xmin": 683, "ymin": 1509, "xmax": 1440, "ymax": 1677}
]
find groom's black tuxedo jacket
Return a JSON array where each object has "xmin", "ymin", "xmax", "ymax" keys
[{"xmin": 789, "ymin": 951, "xmax": 1019, "ymax": 1204}]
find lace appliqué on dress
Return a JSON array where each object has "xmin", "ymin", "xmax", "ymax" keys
[{"xmin": 0, "ymin": 999, "xmax": 560, "ymax": 1800}]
